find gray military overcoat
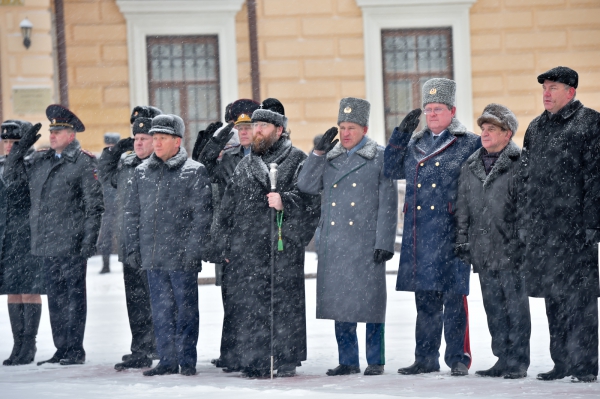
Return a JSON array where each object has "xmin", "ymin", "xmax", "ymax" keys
[{"xmin": 298, "ymin": 137, "xmax": 398, "ymax": 323}]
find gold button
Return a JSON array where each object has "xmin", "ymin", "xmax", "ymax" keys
[
  {"xmin": 331, "ymin": 221, "xmax": 335, "ymax": 225},
  {"xmin": 349, "ymin": 221, "xmax": 353, "ymax": 226},
  {"xmin": 417, "ymin": 206, "xmax": 421, "ymax": 210},
  {"xmin": 333, "ymin": 184, "xmax": 337, "ymax": 188},
  {"xmin": 420, "ymin": 163, "xmax": 424, "ymax": 166},
  {"xmin": 417, "ymin": 183, "xmax": 422, "ymax": 188},
  {"xmin": 352, "ymin": 183, "xmax": 356, "ymax": 187},
  {"xmin": 435, "ymin": 162, "xmax": 440, "ymax": 166},
  {"xmin": 431, "ymin": 206, "xmax": 435, "ymax": 210},
  {"xmin": 432, "ymin": 183, "xmax": 436, "ymax": 188},
  {"xmin": 351, "ymin": 202, "xmax": 355, "ymax": 206},
  {"xmin": 332, "ymin": 202, "xmax": 336, "ymax": 206}
]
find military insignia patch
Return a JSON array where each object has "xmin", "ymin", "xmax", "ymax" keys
[
  {"xmin": 344, "ymin": 107, "xmax": 352, "ymax": 114},
  {"xmin": 93, "ymin": 168, "xmax": 98, "ymax": 180},
  {"xmin": 430, "ymin": 88, "xmax": 437, "ymax": 95}
]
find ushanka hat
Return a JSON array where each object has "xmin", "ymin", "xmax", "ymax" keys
[
  {"xmin": 477, "ymin": 103, "xmax": 519, "ymax": 135},
  {"xmin": 46, "ymin": 104, "xmax": 85, "ymax": 132},
  {"xmin": 132, "ymin": 117, "xmax": 153, "ymax": 135},
  {"xmin": 251, "ymin": 100, "xmax": 287, "ymax": 128},
  {"xmin": 537, "ymin": 66, "xmax": 578, "ymax": 89},
  {"xmin": 130, "ymin": 105, "xmax": 162, "ymax": 124},
  {"xmin": 422, "ymin": 78, "xmax": 456, "ymax": 108},
  {"xmin": 148, "ymin": 114, "xmax": 185, "ymax": 138},
  {"xmin": 338, "ymin": 97, "xmax": 370, "ymax": 127},
  {"xmin": 1, "ymin": 119, "xmax": 33, "ymax": 140}
]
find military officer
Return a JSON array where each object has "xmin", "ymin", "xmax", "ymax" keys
[{"xmin": 4, "ymin": 105, "xmax": 104, "ymax": 366}]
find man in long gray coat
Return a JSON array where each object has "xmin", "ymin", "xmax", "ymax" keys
[{"xmin": 298, "ymin": 97, "xmax": 398, "ymax": 376}]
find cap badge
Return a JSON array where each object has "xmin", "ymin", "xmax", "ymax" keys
[
  {"xmin": 3, "ymin": 129, "xmax": 5, "ymax": 134},
  {"xmin": 52, "ymin": 119, "xmax": 56, "ymax": 124},
  {"xmin": 429, "ymin": 88, "xmax": 437, "ymax": 95},
  {"xmin": 134, "ymin": 111, "xmax": 138, "ymax": 116},
  {"xmin": 344, "ymin": 107, "xmax": 352, "ymax": 114},
  {"xmin": 139, "ymin": 123, "xmax": 144, "ymax": 127}
]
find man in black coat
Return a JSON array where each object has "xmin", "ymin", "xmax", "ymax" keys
[
  {"xmin": 455, "ymin": 104, "xmax": 531, "ymax": 379},
  {"xmin": 4, "ymin": 105, "xmax": 104, "ymax": 366},
  {"xmin": 98, "ymin": 106, "xmax": 161, "ymax": 370},
  {"xmin": 520, "ymin": 66, "xmax": 600, "ymax": 382},
  {"xmin": 125, "ymin": 114, "xmax": 212, "ymax": 377},
  {"xmin": 216, "ymin": 106, "xmax": 320, "ymax": 378}
]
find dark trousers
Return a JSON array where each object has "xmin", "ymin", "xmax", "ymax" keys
[
  {"xmin": 545, "ymin": 291, "xmax": 598, "ymax": 376},
  {"xmin": 479, "ymin": 270, "xmax": 531, "ymax": 371},
  {"xmin": 123, "ymin": 263, "xmax": 155, "ymax": 358},
  {"xmin": 414, "ymin": 290, "xmax": 471, "ymax": 369},
  {"xmin": 334, "ymin": 321, "xmax": 385, "ymax": 367},
  {"xmin": 147, "ymin": 270, "xmax": 199, "ymax": 369},
  {"xmin": 43, "ymin": 256, "xmax": 87, "ymax": 360}
]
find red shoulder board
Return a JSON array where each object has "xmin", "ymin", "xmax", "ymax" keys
[{"xmin": 81, "ymin": 149, "xmax": 96, "ymax": 158}]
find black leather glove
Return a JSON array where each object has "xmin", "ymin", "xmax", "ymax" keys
[
  {"xmin": 192, "ymin": 121, "xmax": 223, "ymax": 161},
  {"xmin": 585, "ymin": 229, "xmax": 600, "ymax": 248},
  {"xmin": 80, "ymin": 244, "xmax": 96, "ymax": 259},
  {"xmin": 373, "ymin": 249, "xmax": 394, "ymax": 264},
  {"xmin": 314, "ymin": 127, "xmax": 339, "ymax": 153},
  {"xmin": 112, "ymin": 137, "xmax": 134, "ymax": 155},
  {"xmin": 127, "ymin": 252, "xmax": 142, "ymax": 269},
  {"xmin": 211, "ymin": 122, "xmax": 235, "ymax": 150},
  {"xmin": 398, "ymin": 109, "xmax": 422, "ymax": 134},
  {"xmin": 18, "ymin": 123, "xmax": 42, "ymax": 150}
]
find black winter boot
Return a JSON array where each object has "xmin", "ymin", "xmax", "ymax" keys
[
  {"xmin": 100, "ymin": 255, "xmax": 110, "ymax": 274},
  {"xmin": 3, "ymin": 304, "xmax": 24, "ymax": 366},
  {"xmin": 13, "ymin": 304, "xmax": 41, "ymax": 365}
]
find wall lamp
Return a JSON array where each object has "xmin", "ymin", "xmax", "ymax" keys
[{"xmin": 20, "ymin": 18, "xmax": 33, "ymax": 49}]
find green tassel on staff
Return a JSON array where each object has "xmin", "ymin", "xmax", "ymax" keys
[{"xmin": 277, "ymin": 210, "xmax": 284, "ymax": 251}]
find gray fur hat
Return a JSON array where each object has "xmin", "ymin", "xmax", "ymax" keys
[
  {"xmin": 477, "ymin": 103, "xmax": 519, "ymax": 135},
  {"xmin": 422, "ymin": 78, "xmax": 456, "ymax": 108},
  {"xmin": 104, "ymin": 132, "xmax": 121, "ymax": 145},
  {"xmin": 338, "ymin": 97, "xmax": 370, "ymax": 127},
  {"xmin": 251, "ymin": 108, "xmax": 286, "ymax": 127},
  {"xmin": 149, "ymin": 114, "xmax": 185, "ymax": 138}
]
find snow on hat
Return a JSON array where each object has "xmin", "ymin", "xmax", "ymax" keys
[
  {"xmin": 422, "ymin": 78, "xmax": 456, "ymax": 108},
  {"xmin": 251, "ymin": 108, "xmax": 286, "ymax": 127},
  {"xmin": 537, "ymin": 66, "xmax": 578, "ymax": 89},
  {"xmin": 1, "ymin": 119, "xmax": 33, "ymax": 140},
  {"xmin": 338, "ymin": 97, "xmax": 370, "ymax": 127},
  {"xmin": 477, "ymin": 103, "xmax": 519, "ymax": 136},
  {"xmin": 149, "ymin": 114, "xmax": 185, "ymax": 138},
  {"xmin": 130, "ymin": 105, "xmax": 162, "ymax": 124},
  {"xmin": 104, "ymin": 132, "xmax": 121, "ymax": 145}
]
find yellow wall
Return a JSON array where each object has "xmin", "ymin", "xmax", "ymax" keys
[
  {"xmin": 0, "ymin": 0, "xmax": 55, "ymax": 150},
  {"xmin": 470, "ymin": 0, "xmax": 600, "ymax": 144},
  {"xmin": 63, "ymin": 0, "xmax": 130, "ymax": 153}
]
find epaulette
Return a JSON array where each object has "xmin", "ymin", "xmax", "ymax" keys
[{"xmin": 81, "ymin": 149, "xmax": 96, "ymax": 158}]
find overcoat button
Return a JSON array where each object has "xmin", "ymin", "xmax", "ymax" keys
[
  {"xmin": 333, "ymin": 184, "xmax": 337, "ymax": 188},
  {"xmin": 417, "ymin": 184, "xmax": 422, "ymax": 188},
  {"xmin": 351, "ymin": 202, "xmax": 355, "ymax": 206},
  {"xmin": 332, "ymin": 202, "xmax": 336, "ymax": 206},
  {"xmin": 417, "ymin": 206, "xmax": 421, "ymax": 210},
  {"xmin": 435, "ymin": 162, "xmax": 440, "ymax": 166},
  {"xmin": 349, "ymin": 221, "xmax": 353, "ymax": 226},
  {"xmin": 432, "ymin": 183, "xmax": 436, "ymax": 188},
  {"xmin": 352, "ymin": 183, "xmax": 356, "ymax": 187},
  {"xmin": 420, "ymin": 163, "xmax": 424, "ymax": 166},
  {"xmin": 431, "ymin": 206, "xmax": 435, "ymax": 210},
  {"xmin": 331, "ymin": 221, "xmax": 335, "ymax": 225}
]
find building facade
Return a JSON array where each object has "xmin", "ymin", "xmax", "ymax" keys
[{"xmin": 1, "ymin": 0, "xmax": 599, "ymax": 153}]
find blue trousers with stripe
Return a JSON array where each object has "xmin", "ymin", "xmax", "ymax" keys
[{"xmin": 335, "ymin": 321, "xmax": 385, "ymax": 367}]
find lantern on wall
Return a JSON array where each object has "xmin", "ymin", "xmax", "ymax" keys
[{"xmin": 20, "ymin": 18, "xmax": 33, "ymax": 49}]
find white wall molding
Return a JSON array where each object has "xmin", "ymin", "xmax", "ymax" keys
[
  {"xmin": 356, "ymin": 0, "xmax": 477, "ymax": 144},
  {"xmin": 116, "ymin": 0, "xmax": 245, "ymax": 115}
]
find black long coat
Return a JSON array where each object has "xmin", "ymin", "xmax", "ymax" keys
[
  {"xmin": 217, "ymin": 137, "xmax": 320, "ymax": 370},
  {"xmin": 0, "ymin": 153, "xmax": 44, "ymax": 294},
  {"xmin": 455, "ymin": 141, "xmax": 522, "ymax": 273},
  {"xmin": 4, "ymin": 139, "xmax": 104, "ymax": 257},
  {"xmin": 519, "ymin": 99, "xmax": 600, "ymax": 297}
]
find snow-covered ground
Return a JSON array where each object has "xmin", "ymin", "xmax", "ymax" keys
[{"xmin": 1, "ymin": 253, "xmax": 599, "ymax": 398}]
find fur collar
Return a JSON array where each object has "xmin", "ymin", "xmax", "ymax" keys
[
  {"xmin": 544, "ymin": 99, "xmax": 583, "ymax": 121},
  {"xmin": 412, "ymin": 118, "xmax": 468, "ymax": 141},
  {"xmin": 467, "ymin": 140, "xmax": 521, "ymax": 188},
  {"xmin": 247, "ymin": 137, "xmax": 294, "ymax": 190},
  {"xmin": 326, "ymin": 136, "xmax": 379, "ymax": 161},
  {"xmin": 146, "ymin": 147, "xmax": 188, "ymax": 169}
]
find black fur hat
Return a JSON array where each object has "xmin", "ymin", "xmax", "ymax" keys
[
  {"xmin": 132, "ymin": 117, "xmax": 153, "ymax": 135},
  {"xmin": 130, "ymin": 105, "xmax": 162, "ymax": 124},
  {"xmin": 1, "ymin": 119, "xmax": 33, "ymax": 140}
]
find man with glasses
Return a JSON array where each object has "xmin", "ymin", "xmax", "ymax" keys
[
  {"xmin": 216, "ymin": 105, "xmax": 320, "ymax": 377},
  {"xmin": 383, "ymin": 78, "xmax": 481, "ymax": 376}
]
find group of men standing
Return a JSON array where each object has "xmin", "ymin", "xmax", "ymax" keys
[{"xmin": 0, "ymin": 64, "xmax": 598, "ymax": 383}]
